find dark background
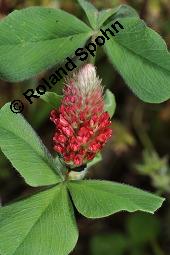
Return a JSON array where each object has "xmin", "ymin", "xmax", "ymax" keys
[{"xmin": 0, "ymin": 0, "xmax": 170, "ymax": 254}]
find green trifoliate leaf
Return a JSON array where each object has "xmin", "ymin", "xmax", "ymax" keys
[
  {"xmin": 0, "ymin": 103, "xmax": 63, "ymax": 187},
  {"xmin": 104, "ymin": 89, "xmax": 116, "ymax": 118},
  {"xmin": 0, "ymin": 184, "xmax": 78, "ymax": 255},
  {"xmin": 41, "ymin": 92, "xmax": 63, "ymax": 109},
  {"xmin": 0, "ymin": 7, "xmax": 92, "ymax": 81},
  {"xmin": 68, "ymin": 180, "xmax": 165, "ymax": 218},
  {"xmin": 104, "ymin": 17, "xmax": 170, "ymax": 103}
]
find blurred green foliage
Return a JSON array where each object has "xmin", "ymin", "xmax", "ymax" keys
[
  {"xmin": 90, "ymin": 213, "xmax": 162, "ymax": 255},
  {"xmin": 135, "ymin": 150, "xmax": 170, "ymax": 193}
]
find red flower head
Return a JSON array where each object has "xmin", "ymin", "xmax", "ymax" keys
[{"xmin": 50, "ymin": 64, "xmax": 112, "ymax": 168}]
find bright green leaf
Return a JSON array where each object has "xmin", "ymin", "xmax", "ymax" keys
[
  {"xmin": 68, "ymin": 180, "xmax": 165, "ymax": 218},
  {"xmin": 0, "ymin": 7, "xmax": 92, "ymax": 81},
  {"xmin": 104, "ymin": 89, "xmax": 116, "ymax": 118},
  {"xmin": 0, "ymin": 184, "xmax": 78, "ymax": 255},
  {"xmin": 41, "ymin": 92, "xmax": 63, "ymax": 109},
  {"xmin": 104, "ymin": 17, "xmax": 170, "ymax": 103},
  {"xmin": 0, "ymin": 103, "xmax": 63, "ymax": 187}
]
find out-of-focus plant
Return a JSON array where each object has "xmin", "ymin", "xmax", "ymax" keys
[
  {"xmin": 90, "ymin": 213, "xmax": 163, "ymax": 255},
  {"xmin": 135, "ymin": 150, "xmax": 170, "ymax": 193},
  {"xmin": 111, "ymin": 120, "xmax": 136, "ymax": 155},
  {"xmin": 133, "ymin": 105, "xmax": 170, "ymax": 194}
]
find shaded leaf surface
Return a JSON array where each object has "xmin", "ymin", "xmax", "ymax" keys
[
  {"xmin": 77, "ymin": 0, "xmax": 99, "ymax": 29},
  {"xmin": 98, "ymin": 4, "xmax": 138, "ymax": 28}
]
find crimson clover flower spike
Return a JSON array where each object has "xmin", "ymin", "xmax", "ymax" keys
[{"xmin": 50, "ymin": 64, "xmax": 112, "ymax": 169}]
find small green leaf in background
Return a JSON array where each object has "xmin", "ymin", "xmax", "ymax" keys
[
  {"xmin": 104, "ymin": 17, "xmax": 170, "ymax": 103},
  {"xmin": 0, "ymin": 184, "xmax": 78, "ymax": 255},
  {"xmin": 90, "ymin": 233, "xmax": 127, "ymax": 255},
  {"xmin": 104, "ymin": 89, "xmax": 116, "ymax": 118},
  {"xmin": 111, "ymin": 120, "xmax": 136, "ymax": 154},
  {"xmin": 90, "ymin": 213, "xmax": 161, "ymax": 255},
  {"xmin": 0, "ymin": 7, "xmax": 92, "ymax": 81},
  {"xmin": 126, "ymin": 213, "xmax": 160, "ymax": 245},
  {"xmin": 135, "ymin": 150, "xmax": 168, "ymax": 174},
  {"xmin": 0, "ymin": 103, "xmax": 62, "ymax": 187},
  {"xmin": 135, "ymin": 150, "xmax": 170, "ymax": 193},
  {"xmin": 41, "ymin": 92, "xmax": 63, "ymax": 109},
  {"xmin": 68, "ymin": 180, "xmax": 165, "ymax": 218},
  {"xmin": 98, "ymin": 4, "xmax": 139, "ymax": 29}
]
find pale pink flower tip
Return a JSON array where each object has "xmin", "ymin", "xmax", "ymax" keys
[{"xmin": 50, "ymin": 64, "xmax": 112, "ymax": 167}]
